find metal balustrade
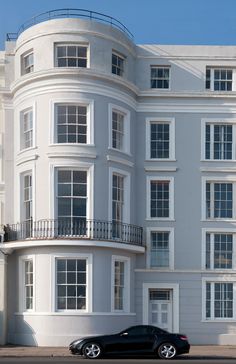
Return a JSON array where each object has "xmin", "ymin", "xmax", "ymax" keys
[
  {"xmin": 6, "ymin": 8, "xmax": 133, "ymax": 41},
  {"xmin": 3, "ymin": 219, "xmax": 143, "ymax": 246}
]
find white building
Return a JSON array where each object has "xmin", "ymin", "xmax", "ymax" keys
[{"xmin": 0, "ymin": 9, "xmax": 236, "ymax": 346}]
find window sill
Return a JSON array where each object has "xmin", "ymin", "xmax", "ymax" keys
[
  {"xmin": 49, "ymin": 143, "xmax": 95, "ymax": 147},
  {"xmin": 202, "ymin": 319, "xmax": 236, "ymax": 323},
  {"xmin": 146, "ymin": 218, "xmax": 175, "ymax": 222},
  {"xmin": 17, "ymin": 146, "xmax": 38, "ymax": 156},
  {"xmin": 201, "ymin": 159, "xmax": 236, "ymax": 163},
  {"xmin": 108, "ymin": 147, "xmax": 132, "ymax": 157},
  {"xmin": 145, "ymin": 158, "xmax": 177, "ymax": 162},
  {"xmin": 202, "ymin": 219, "xmax": 236, "ymax": 222}
]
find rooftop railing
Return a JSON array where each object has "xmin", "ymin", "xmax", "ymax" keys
[
  {"xmin": 3, "ymin": 219, "xmax": 143, "ymax": 246},
  {"xmin": 6, "ymin": 8, "xmax": 134, "ymax": 41}
]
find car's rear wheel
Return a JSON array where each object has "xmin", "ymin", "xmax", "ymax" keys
[
  {"xmin": 157, "ymin": 342, "xmax": 177, "ymax": 359},
  {"xmin": 82, "ymin": 342, "xmax": 102, "ymax": 359}
]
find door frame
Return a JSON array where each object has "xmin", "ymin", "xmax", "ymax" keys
[{"xmin": 142, "ymin": 283, "xmax": 179, "ymax": 332}]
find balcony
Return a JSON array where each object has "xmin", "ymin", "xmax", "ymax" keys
[
  {"xmin": 6, "ymin": 8, "xmax": 133, "ymax": 41},
  {"xmin": 3, "ymin": 219, "xmax": 144, "ymax": 246}
]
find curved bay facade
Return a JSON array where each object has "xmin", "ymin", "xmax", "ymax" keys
[{"xmin": 1, "ymin": 10, "xmax": 236, "ymax": 345}]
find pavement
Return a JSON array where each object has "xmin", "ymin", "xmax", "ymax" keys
[{"xmin": 0, "ymin": 345, "xmax": 236, "ymax": 358}]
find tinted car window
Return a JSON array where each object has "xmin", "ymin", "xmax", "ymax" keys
[
  {"xmin": 149, "ymin": 326, "xmax": 167, "ymax": 334},
  {"xmin": 125, "ymin": 326, "xmax": 149, "ymax": 336}
]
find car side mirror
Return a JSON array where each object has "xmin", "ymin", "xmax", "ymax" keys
[{"xmin": 120, "ymin": 332, "xmax": 128, "ymax": 336}]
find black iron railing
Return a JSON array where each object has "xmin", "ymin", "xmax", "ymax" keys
[
  {"xmin": 3, "ymin": 219, "xmax": 143, "ymax": 246},
  {"xmin": 6, "ymin": 8, "xmax": 133, "ymax": 41}
]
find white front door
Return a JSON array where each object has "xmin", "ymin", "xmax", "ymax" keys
[{"xmin": 149, "ymin": 289, "xmax": 172, "ymax": 332}]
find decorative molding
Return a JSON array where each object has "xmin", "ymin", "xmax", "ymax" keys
[
  {"xmin": 144, "ymin": 166, "xmax": 177, "ymax": 172},
  {"xmin": 106, "ymin": 155, "xmax": 134, "ymax": 167},
  {"xmin": 0, "ymin": 240, "xmax": 145, "ymax": 254},
  {"xmin": 200, "ymin": 167, "xmax": 236, "ymax": 173},
  {"xmin": 47, "ymin": 152, "xmax": 97, "ymax": 159},
  {"xmin": 16, "ymin": 154, "xmax": 39, "ymax": 166}
]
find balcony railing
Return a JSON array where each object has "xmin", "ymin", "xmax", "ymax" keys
[
  {"xmin": 3, "ymin": 219, "xmax": 143, "ymax": 246},
  {"xmin": 6, "ymin": 8, "xmax": 133, "ymax": 41}
]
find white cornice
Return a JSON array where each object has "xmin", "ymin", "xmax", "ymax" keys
[
  {"xmin": 200, "ymin": 167, "xmax": 236, "ymax": 173},
  {"xmin": 106, "ymin": 154, "xmax": 134, "ymax": 167},
  {"xmin": 47, "ymin": 151, "xmax": 97, "ymax": 159},
  {"xmin": 0, "ymin": 240, "xmax": 145, "ymax": 253},
  {"xmin": 16, "ymin": 154, "xmax": 39, "ymax": 166},
  {"xmin": 144, "ymin": 166, "xmax": 177, "ymax": 172},
  {"xmin": 11, "ymin": 68, "xmax": 138, "ymax": 96}
]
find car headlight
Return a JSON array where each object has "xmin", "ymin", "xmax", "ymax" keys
[{"xmin": 71, "ymin": 339, "xmax": 83, "ymax": 346}]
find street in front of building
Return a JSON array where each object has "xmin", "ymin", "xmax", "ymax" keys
[{"xmin": 0, "ymin": 358, "xmax": 236, "ymax": 364}]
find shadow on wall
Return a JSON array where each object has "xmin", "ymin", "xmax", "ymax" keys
[{"xmin": 8, "ymin": 318, "xmax": 38, "ymax": 346}]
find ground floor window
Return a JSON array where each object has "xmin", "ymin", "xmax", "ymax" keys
[
  {"xmin": 112, "ymin": 256, "xmax": 130, "ymax": 312},
  {"xmin": 205, "ymin": 282, "xmax": 233, "ymax": 319},
  {"xmin": 56, "ymin": 258, "xmax": 87, "ymax": 310},
  {"xmin": 24, "ymin": 260, "xmax": 33, "ymax": 310}
]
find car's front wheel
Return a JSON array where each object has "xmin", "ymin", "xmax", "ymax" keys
[
  {"xmin": 157, "ymin": 342, "xmax": 177, "ymax": 360},
  {"xmin": 82, "ymin": 342, "xmax": 102, "ymax": 359}
]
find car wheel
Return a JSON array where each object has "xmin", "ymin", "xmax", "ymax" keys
[
  {"xmin": 157, "ymin": 342, "xmax": 177, "ymax": 360},
  {"xmin": 82, "ymin": 342, "xmax": 102, "ymax": 359}
]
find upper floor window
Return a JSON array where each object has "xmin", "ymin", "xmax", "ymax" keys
[
  {"xmin": 55, "ymin": 105, "xmax": 87, "ymax": 143},
  {"xmin": 151, "ymin": 66, "xmax": 170, "ymax": 89},
  {"xmin": 20, "ymin": 109, "xmax": 33, "ymax": 150},
  {"xmin": 147, "ymin": 177, "xmax": 174, "ymax": 220},
  {"xmin": 150, "ymin": 231, "xmax": 169, "ymax": 268},
  {"xmin": 146, "ymin": 118, "xmax": 175, "ymax": 160},
  {"xmin": 21, "ymin": 51, "xmax": 34, "ymax": 75},
  {"xmin": 151, "ymin": 181, "xmax": 169, "ymax": 218},
  {"xmin": 205, "ymin": 123, "xmax": 232, "ymax": 160},
  {"xmin": 109, "ymin": 104, "xmax": 130, "ymax": 154},
  {"xmin": 206, "ymin": 182, "xmax": 233, "ymax": 219},
  {"xmin": 112, "ymin": 52, "xmax": 124, "ymax": 77},
  {"xmin": 112, "ymin": 174, "xmax": 124, "ymax": 238},
  {"xmin": 56, "ymin": 45, "xmax": 87, "ymax": 68},
  {"xmin": 206, "ymin": 232, "xmax": 233, "ymax": 269},
  {"xmin": 57, "ymin": 170, "xmax": 87, "ymax": 234},
  {"xmin": 56, "ymin": 258, "xmax": 87, "ymax": 310},
  {"xmin": 206, "ymin": 68, "xmax": 233, "ymax": 91},
  {"xmin": 112, "ymin": 111, "xmax": 124, "ymax": 150}
]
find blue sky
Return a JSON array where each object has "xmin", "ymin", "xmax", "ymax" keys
[{"xmin": 1, "ymin": 0, "xmax": 236, "ymax": 50}]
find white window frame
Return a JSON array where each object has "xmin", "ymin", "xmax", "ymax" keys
[
  {"xmin": 201, "ymin": 176, "xmax": 236, "ymax": 221},
  {"xmin": 50, "ymin": 162, "xmax": 94, "ymax": 221},
  {"xmin": 146, "ymin": 227, "xmax": 174, "ymax": 269},
  {"xmin": 150, "ymin": 66, "xmax": 171, "ymax": 90},
  {"xmin": 19, "ymin": 255, "xmax": 35, "ymax": 312},
  {"xmin": 205, "ymin": 67, "xmax": 235, "ymax": 91},
  {"xmin": 55, "ymin": 43, "xmax": 89, "ymax": 68},
  {"xmin": 50, "ymin": 98, "xmax": 94, "ymax": 146},
  {"xmin": 146, "ymin": 117, "xmax": 175, "ymax": 160},
  {"xmin": 112, "ymin": 51, "xmax": 125, "ymax": 77},
  {"xmin": 108, "ymin": 104, "xmax": 130, "ymax": 155},
  {"xmin": 202, "ymin": 277, "xmax": 236, "ymax": 322},
  {"xmin": 201, "ymin": 118, "xmax": 236, "ymax": 161},
  {"xmin": 202, "ymin": 228, "xmax": 236, "ymax": 270},
  {"xmin": 18, "ymin": 103, "xmax": 36, "ymax": 153},
  {"xmin": 21, "ymin": 50, "xmax": 34, "ymax": 75},
  {"xmin": 51, "ymin": 253, "xmax": 93, "ymax": 313},
  {"xmin": 108, "ymin": 167, "xmax": 131, "ymax": 224},
  {"xmin": 111, "ymin": 255, "xmax": 130, "ymax": 313},
  {"xmin": 146, "ymin": 176, "xmax": 174, "ymax": 221}
]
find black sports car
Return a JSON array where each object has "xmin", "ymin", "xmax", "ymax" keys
[{"xmin": 69, "ymin": 325, "xmax": 190, "ymax": 360}]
